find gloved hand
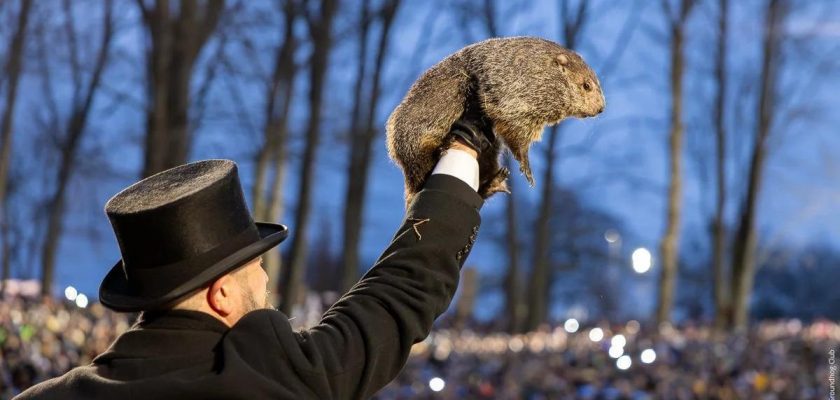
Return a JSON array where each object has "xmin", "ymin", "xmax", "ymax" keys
[
  {"xmin": 440, "ymin": 94, "xmax": 508, "ymax": 198},
  {"xmin": 445, "ymin": 93, "xmax": 495, "ymax": 158},
  {"xmin": 448, "ymin": 120, "xmax": 494, "ymax": 157}
]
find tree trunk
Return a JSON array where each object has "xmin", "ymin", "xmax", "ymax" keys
[
  {"xmin": 41, "ymin": 0, "xmax": 114, "ymax": 296},
  {"xmin": 711, "ymin": 0, "xmax": 730, "ymax": 331},
  {"xmin": 263, "ymin": 140, "xmax": 288, "ymax": 302},
  {"xmin": 339, "ymin": 0, "xmax": 371, "ymax": 293},
  {"xmin": 280, "ymin": 0, "xmax": 338, "ymax": 315},
  {"xmin": 0, "ymin": 0, "xmax": 32, "ymax": 228},
  {"xmin": 502, "ymin": 155, "xmax": 523, "ymax": 333},
  {"xmin": 252, "ymin": 25, "xmax": 293, "ymax": 219},
  {"xmin": 524, "ymin": 0, "xmax": 588, "ymax": 332},
  {"xmin": 138, "ymin": 0, "xmax": 224, "ymax": 177},
  {"xmin": 474, "ymin": 0, "xmax": 524, "ymax": 334},
  {"xmin": 730, "ymin": 0, "xmax": 783, "ymax": 330},
  {"xmin": 453, "ymin": 266, "xmax": 477, "ymax": 330},
  {"xmin": 0, "ymin": 206, "xmax": 11, "ymax": 295},
  {"xmin": 655, "ymin": 0, "xmax": 694, "ymax": 325},
  {"xmin": 525, "ymin": 126, "xmax": 560, "ymax": 331},
  {"xmin": 252, "ymin": 1, "xmax": 298, "ymax": 304},
  {"xmin": 41, "ymin": 151, "xmax": 75, "ymax": 296},
  {"xmin": 340, "ymin": 0, "xmax": 400, "ymax": 292}
]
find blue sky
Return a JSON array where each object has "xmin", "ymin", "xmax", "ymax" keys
[{"xmin": 6, "ymin": 0, "xmax": 838, "ymax": 321}]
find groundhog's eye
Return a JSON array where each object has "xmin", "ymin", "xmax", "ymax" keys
[{"xmin": 583, "ymin": 82, "xmax": 592, "ymax": 92}]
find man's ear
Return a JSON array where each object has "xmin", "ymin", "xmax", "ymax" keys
[{"xmin": 207, "ymin": 274, "xmax": 234, "ymax": 317}]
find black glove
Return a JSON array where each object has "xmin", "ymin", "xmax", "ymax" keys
[
  {"xmin": 439, "ymin": 89, "xmax": 509, "ymax": 198},
  {"xmin": 448, "ymin": 119, "xmax": 494, "ymax": 156},
  {"xmin": 446, "ymin": 92, "xmax": 495, "ymax": 157}
]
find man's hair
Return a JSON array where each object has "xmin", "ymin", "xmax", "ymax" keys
[
  {"xmin": 173, "ymin": 261, "xmax": 261, "ymax": 312},
  {"xmin": 137, "ymin": 259, "xmax": 263, "ymax": 322}
]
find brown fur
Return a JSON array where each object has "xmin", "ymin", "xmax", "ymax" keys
[{"xmin": 386, "ymin": 36, "xmax": 605, "ymax": 205}]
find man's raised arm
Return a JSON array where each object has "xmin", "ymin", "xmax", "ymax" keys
[{"xmin": 227, "ymin": 143, "xmax": 484, "ymax": 399}]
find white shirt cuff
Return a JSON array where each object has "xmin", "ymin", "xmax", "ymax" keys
[{"xmin": 431, "ymin": 149, "xmax": 480, "ymax": 192}]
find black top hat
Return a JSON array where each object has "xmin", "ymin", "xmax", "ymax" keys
[{"xmin": 99, "ymin": 159, "xmax": 288, "ymax": 312}]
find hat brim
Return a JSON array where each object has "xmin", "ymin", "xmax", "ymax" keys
[{"xmin": 99, "ymin": 223, "xmax": 288, "ymax": 312}]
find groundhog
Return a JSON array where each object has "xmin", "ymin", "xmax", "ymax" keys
[{"xmin": 386, "ymin": 36, "xmax": 605, "ymax": 204}]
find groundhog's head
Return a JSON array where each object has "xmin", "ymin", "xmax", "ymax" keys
[{"xmin": 547, "ymin": 50, "xmax": 605, "ymax": 118}]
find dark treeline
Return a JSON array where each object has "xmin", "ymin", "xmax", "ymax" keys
[{"xmin": 0, "ymin": 0, "xmax": 837, "ymax": 333}]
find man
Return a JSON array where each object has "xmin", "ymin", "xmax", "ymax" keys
[{"xmin": 16, "ymin": 122, "xmax": 492, "ymax": 399}]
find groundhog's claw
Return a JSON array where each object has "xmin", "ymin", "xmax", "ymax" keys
[{"xmin": 478, "ymin": 167, "xmax": 511, "ymax": 198}]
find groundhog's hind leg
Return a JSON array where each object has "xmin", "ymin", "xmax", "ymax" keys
[
  {"xmin": 504, "ymin": 142, "xmax": 535, "ymax": 187},
  {"xmin": 478, "ymin": 167, "xmax": 510, "ymax": 198},
  {"xmin": 493, "ymin": 122, "xmax": 538, "ymax": 186}
]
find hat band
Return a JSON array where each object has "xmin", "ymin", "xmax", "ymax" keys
[{"xmin": 123, "ymin": 224, "xmax": 261, "ymax": 297}]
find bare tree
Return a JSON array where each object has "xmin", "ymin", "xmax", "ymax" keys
[
  {"xmin": 474, "ymin": 0, "xmax": 528, "ymax": 334},
  {"xmin": 655, "ymin": 0, "xmax": 695, "ymax": 325},
  {"xmin": 452, "ymin": 0, "xmax": 536, "ymax": 332},
  {"xmin": 729, "ymin": 0, "xmax": 786, "ymax": 330},
  {"xmin": 339, "ymin": 0, "xmax": 401, "ymax": 292},
  {"xmin": 0, "ymin": 0, "xmax": 32, "ymax": 231},
  {"xmin": 0, "ymin": 214, "xmax": 10, "ymax": 292},
  {"xmin": 136, "ymin": 0, "xmax": 225, "ymax": 177},
  {"xmin": 453, "ymin": 266, "xmax": 478, "ymax": 330},
  {"xmin": 250, "ymin": 0, "xmax": 300, "ymax": 304},
  {"xmin": 524, "ymin": 0, "xmax": 589, "ymax": 332},
  {"xmin": 0, "ymin": 171, "xmax": 24, "ymax": 294},
  {"xmin": 711, "ymin": 0, "xmax": 730, "ymax": 331},
  {"xmin": 39, "ymin": 0, "xmax": 115, "ymax": 295},
  {"xmin": 280, "ymin": 0, "xmax": 338, "ymax": 315},
  {"xmin": 502, "ymin": 158, "xmax": 525, "ymax": 332}
]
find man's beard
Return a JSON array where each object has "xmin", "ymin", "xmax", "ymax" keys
[{"xmin": 242, "ymin": 289, "xmax": 274, "ymax": 312}]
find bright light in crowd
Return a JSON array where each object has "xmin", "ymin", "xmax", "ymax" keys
[
  {"xmin": 632, "ymin": 248, "xmax": 652, "ymax": 273},
  {"xmin": 64, "ymin": 286, "xmax": 78, "ymax": 301},
  {"xmin": 588, "ymin": 327, "xmax": 604, "ymax": 342},
  {"xmin": 508, "ymin": 337, "xmax": 524, "ymax": 352},
  {"xmin": 563, "ymin": 318, "xmax": 580, "ymax": 333},
  {"xmin": 641, "ymin": 348, "xmax": 657, "ymax": 364},
  {"xmin": 429, "ymin": 377, "xmax": 445, "ymax": 392},
  {"xmin": 616, "ymin": 355, "xmax": 632, "ymax": 370},
  {"xmin": 604, "ymin": 229, "xmax": 620, "ymax": 243},
  {"xmin": 75, "ymin": 293, "xmax": 89, "ymax": 308},
  {"xmin": 611, "ymin": 334, "xmax": 627, "ymax": 348},
  {"xmin": 608, "ymin": 345, "xmax": 624, "ymax": 358}
]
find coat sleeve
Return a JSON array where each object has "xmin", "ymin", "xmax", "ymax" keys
[{"xmin": 228, "ymin": 174, "xmax": 483, "ymax": 399}]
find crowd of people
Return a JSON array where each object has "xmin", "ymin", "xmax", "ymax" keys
[
  {"xmin": 0, "ymin": 294, "xmax": 835, "ymax": 399},
  {"xmin": 377, "ymin": 319, "xmax": 836, "ymax": 399},
  {"xmin": 0, "ymin": 295, "xmax": 130, "ymax": 398}
]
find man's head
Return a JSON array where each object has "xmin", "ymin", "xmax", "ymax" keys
[
  {"xmin": 99, "ymin": 160, "xmax": 288, "ymax": 313},
  {"xmin": 171, "ymin": 256, "xmax": 272, "ymax": 327}
]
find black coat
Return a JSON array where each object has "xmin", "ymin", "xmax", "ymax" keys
[{"xmin": 16, "ymin": 175, "xmax": 483, "ymax": 400}]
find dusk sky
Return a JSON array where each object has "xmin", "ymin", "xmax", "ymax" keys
[{"xmin": 6, "ymin": 0, "xmax": 838, "ymax": 320}]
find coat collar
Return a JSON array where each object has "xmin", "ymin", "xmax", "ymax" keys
[
  {"xmin": 93, "ymin": 310, "xmax": 229, "ymax": 365},
  {"xmin": 136, "ymin": 309, "xmax": 230, "ymax": 332}
]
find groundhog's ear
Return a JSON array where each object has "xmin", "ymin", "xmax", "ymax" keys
[{"xmin": 551, "ymin": 54, "xmax": 569, "ymax": 71}]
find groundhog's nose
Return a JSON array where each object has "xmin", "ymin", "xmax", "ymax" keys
[{"xmin": 597, "ymin": 105, "xmax": 604, "ymax": 114}]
